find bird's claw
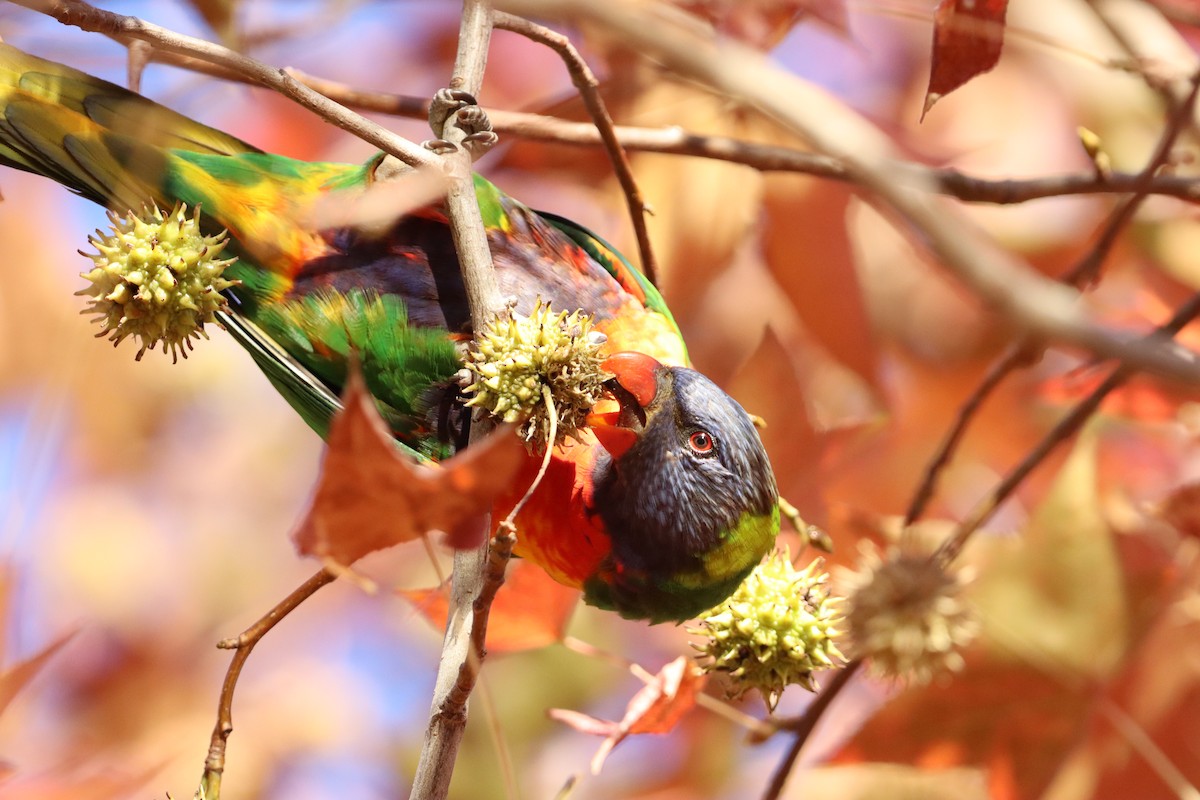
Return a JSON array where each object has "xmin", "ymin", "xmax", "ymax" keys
[
  {"xmin": 463, "ymin": 129, "xmax": 499, "ymax": 151},
  {"xmin": 426, "ymin": 87, "xmax": 497, "ymax": 160},
  {"xmin": 422, "ymin": 138, "xmax": 458, "ymax": 155}
]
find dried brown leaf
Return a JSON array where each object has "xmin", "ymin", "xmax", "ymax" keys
[
  {"xmin": 292, "ymin": 367, "xmax": 526, "ymax": 566},
  {"xmin": 550, "ymin": 656, "xmax": 704, "ymax": 774}
]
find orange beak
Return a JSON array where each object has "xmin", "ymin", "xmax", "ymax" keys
[{"xmin": 586, "ymin": 352, "xmax": 663, "ymax": 459}]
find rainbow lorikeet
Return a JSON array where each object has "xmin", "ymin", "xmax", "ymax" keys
[{"xmin": 0, "ymin": 43, "xmax": 779, "ymax": 623}]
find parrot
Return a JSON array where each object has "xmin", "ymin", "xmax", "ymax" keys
[{"xmin": 0, "ymin": 42, "xmax": 779, "ymax": 623}]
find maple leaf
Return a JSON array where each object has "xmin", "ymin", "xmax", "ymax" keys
[
  {"xmin": 292, "ymin": 366, "xmax": 526, "ymax": 567},
  {"xmin": 549, "ymin": 656, "xmax": 704, "ymax": 774},
  {"xmin": 399, "ymin": 560, "xmax": 580, "ymax": 654},
  {"xmin": 923, "ymin": 0, "xmax": 1010, "ymax": 120}
]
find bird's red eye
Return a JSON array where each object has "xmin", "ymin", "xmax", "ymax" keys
[{"xmin": 688, "ymin": 431, "xmax": 715, "ymax": 454}]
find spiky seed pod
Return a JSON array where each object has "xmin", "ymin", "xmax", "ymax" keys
[
  {"xmin": 690, "ymin": 550, "xmax": 845, "ymax": 711},
  {"xmin": 839, "ymin": 544, "xmax": 978, "ymax": 684},
  {"xmin": 462, "ymin": 300, "xmax": 608, "ymax": 449},
  {"xmin": 78, "ymin": 202, "xmax": 239, "ymax": 362}
]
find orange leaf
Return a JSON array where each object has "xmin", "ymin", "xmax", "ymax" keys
[
  {"xmin": 292, "ymin": 367, "xmax": 526, "ymax": 566},
  {"xmin": 0, "ymin": 631, "xmax": 74, "ymax": 719},
  {"xmin": 398, "ymin": 560, "xmax": 580, "ymax": 654},
  {"xmin": 923, "ymin": 0, "xmax": 1010, "ymax": 119},
  {"xmin": 761, "ymin": 179, "xmax": 880, "ymax": 394},
  {"xmin": 549, "ymin": 656, "xmax": 704, "ymax": 774}
]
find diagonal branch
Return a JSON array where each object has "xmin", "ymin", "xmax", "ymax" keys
[
  {"xmin": 8, "ymin": 0, "xmax": 439, "ymax": 169},
  {"xmin": 89, "ymin": 39, "xmax": 1200, "ymax": 207},
  {"xmin": 904, "ymin": 67, "xmax": 1200, "ymax": 527},
  {"xmin": 493, "ymin": 12, "xmax": 659, "ymax": 286},
  {"xmin": 199, "ymin": 568, "xmax": 337, "ymax": 800}
]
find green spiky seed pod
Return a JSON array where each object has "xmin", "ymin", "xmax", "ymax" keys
[
  {"xmin": 78, "ymin": 202, "xmax": 239, "ymax": 362},
  {"xmin": 840, "ymin": 544, "xmax": 978, "ymax": 684},
  {"xmin": 463, "ymin": 299, "xmax": 608, "ymax": 449},
  {"xmin": 691, "ymin": 550, "xmax": 845, "ymax": 711}
]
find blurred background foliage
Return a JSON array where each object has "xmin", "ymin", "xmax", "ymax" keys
[{"xmin": 1, "ymin": 0, "xmax": 1199, "ymax": 798}]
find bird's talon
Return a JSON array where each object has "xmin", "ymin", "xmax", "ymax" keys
[
  {"xmin": 428, "ymin": 88, "xmax": 495, "ymax": 158},
  {"xmin": 422, "ymin": 138, "xmax": 458, "ymax": 155},
  {"xmin": 463, "ymin": 131, "xmax": 498, "ymax": 159},
  {"xmin": 428, "ymin": 87, "xmax": 478, "ymax": 137},
  {"xmin": 445, "ymin": 89, "xmax": 478, "ymax": 106},
  {"xmin": 464, "ymin": 130, "xmax": 499, "ymax": 149}
]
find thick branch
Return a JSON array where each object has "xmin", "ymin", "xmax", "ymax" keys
[
  {"xmin": 409, "ymin": 4, "xmax": 506, "ymax": 800},
  {"xmin": 493, "ymin": 12, "xmax": 659, "ymax": 285}
]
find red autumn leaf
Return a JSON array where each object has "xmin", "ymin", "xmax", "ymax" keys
[
  {"xmin": 0, "ymin": 631, "xmax": 74, "ymax": 719},
  {"xmin": 1161, "ymin": 482, "xmax": 1200, "ymax": 540},
  {"xmin": 398, "ymin": 560, "xmax": 580, "ymax": 654},
  {"xmin": 923, "ymin": 0, "xmax": 1010, "ymax": 120},
  {"xmin": 549, "ymin": 656, "xmax": 704, "ymax": 774},
  {"xmin": 292, "ymin": 366, "xmax": 526, "ymax": 566},
  {"xmin": 676, "ymin": 0, "xmax": 850, "ymax": 48}
]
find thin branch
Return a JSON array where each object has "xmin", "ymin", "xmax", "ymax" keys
[
  {"xmin": 1099, "ymin": 699, "xmax": 1200, "ymax": 800},
  {"xmin": 409, "ymin": 3, "xmax": 507, "ymax": 799},
  {"xmin": 758, "ymin": 661, "xmax": 862, "ymax": 800},
  {"xmin": 493, "ymin": 11, "xmax": 659, "ymax": 285},
  {"xmin": 199, "ymin": 568, "xmax": 337, "ymax": 800},
  {"xmin": 764, "ymin": 292, "xmax": 1200, "ymax": 798},
  {"xmin": 904, "ymin": 67, "xmax": 1200, "ymax": 527},
  {"xmin": 10, "ymin": 0, "xmax": 438, "ymax": 169},
  {"xmin": 935, "ymin": 290, "xmax": 1200, "ymax": 566},
  {"xmin": 902, "ymin": 345, "xmax": 1033, "ymax": 528},
  {"xmin": 499, "ymin": 0, "xmax": 1200, "ymax": 388}
]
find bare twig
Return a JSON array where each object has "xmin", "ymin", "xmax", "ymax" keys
[
  {"xmin": 494, "ymin": 11, "xmax": 659, "ymax": 285},
  {"xmin": 936, "ymin": 290, "xmax": 1200, "ymax": 566},
  {"xmin": 409, "ymin": 3, "xmax": 508, "ymax": 799},
  {"xmin": 199, "ymin": 568, "xmax": 337, "ymax": 800},
  {"xmin": 500, "ymin": 0, "xmax": 1200, "ymax": 388},
  {"xmin": 759, "ymin": 661, "xmax": 862, "ymax": 800},
  {"xmin": 904, "ymin": 67, "xmax": 1200, "ymax": 527},
  {"xmin": 766, "ymin": 292, "xmax": 1200, "ymax": 798},
  {"xmin": 9, "ymin": 0, "xmax": 439, "ymax": 169},
  {"xmin": 903, "ymin": 345, "xmax": 1033, "ymax": 528},
  {"xmin": 1099, "ymin": 699, "xmax": 1200, "ymax": 800},
  {"xmin": 84, "ymin": 44, "xmax": 1200, "ymax": 207}
]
